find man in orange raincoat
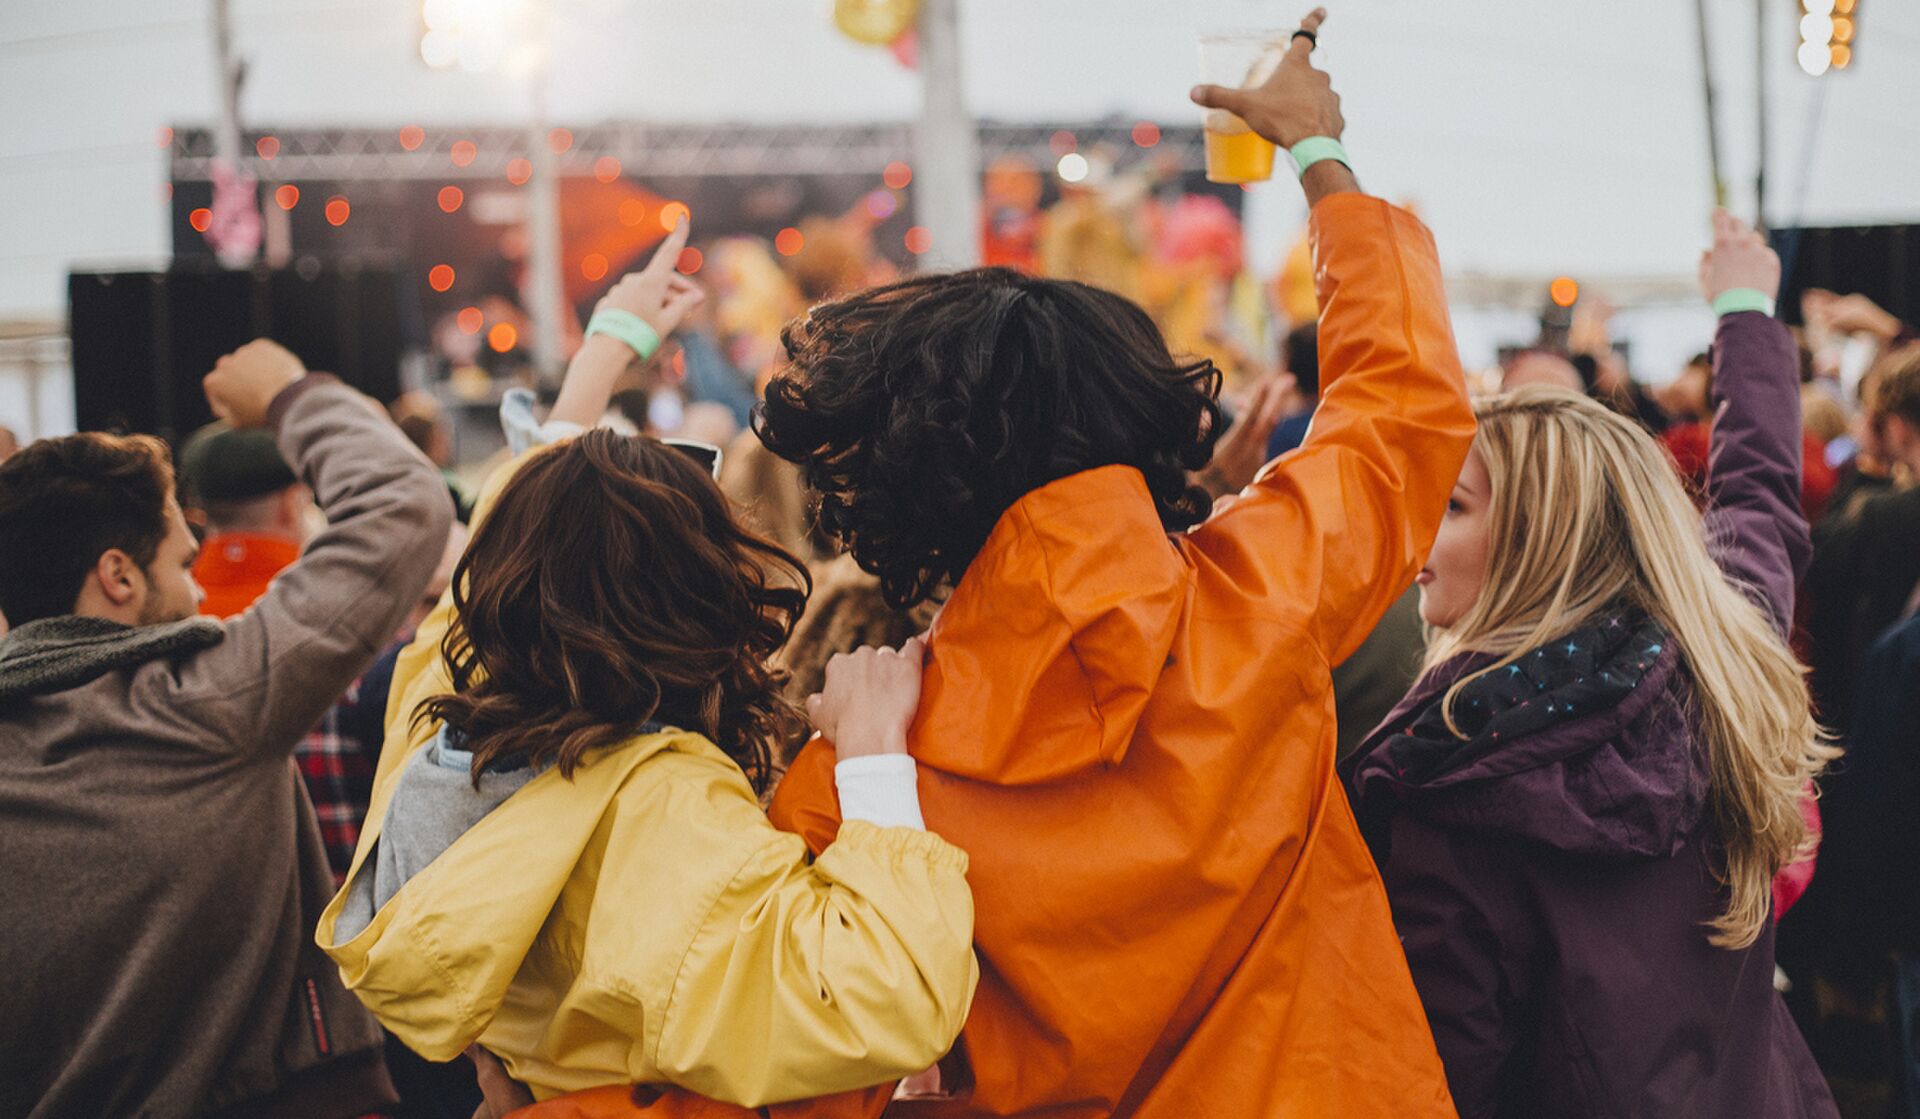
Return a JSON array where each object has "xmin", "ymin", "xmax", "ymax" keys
[{"xmin": 503, "ymin": 9, "xmax": 1471, "ymax": 1117}]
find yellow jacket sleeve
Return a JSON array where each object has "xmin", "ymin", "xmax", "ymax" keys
[{"xmin": 577, "ymin": 753, "xmax": 978, "ymax": 1107}]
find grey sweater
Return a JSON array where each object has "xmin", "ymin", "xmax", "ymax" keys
[{"xmin": 0, "ymin": 378, "xmax": 454, "ymax": 1119}]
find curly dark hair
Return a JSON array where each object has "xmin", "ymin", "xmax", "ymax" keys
[
  {"xmin": 417, "ymin": 429, "xmax": 810, "ymax": 793},
  {"xmin": 756, "ymin": 267, "xmax": 1223, "ymax": 608}
]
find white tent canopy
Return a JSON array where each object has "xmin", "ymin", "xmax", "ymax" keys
[{"xmin": 2, "ymin": 0, "xmax": 1917, "ymax": 425}]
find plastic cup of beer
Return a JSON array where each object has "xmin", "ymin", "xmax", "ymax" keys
[{"xmin": 1198, "ymin": 32, "xmax": 1287, "ymax": 184}]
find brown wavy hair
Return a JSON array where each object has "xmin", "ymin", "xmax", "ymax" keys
[{"xmin": 417, "ymin": 430, "xmax": 810, "ymax": 793}]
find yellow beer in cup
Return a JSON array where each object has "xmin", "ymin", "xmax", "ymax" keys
[
  {"xmin": 1204, "ymin": 112, "xmax": 1276, "ymax": 184},
  {"xmin": 1198, "ymin": 32, "xmax": 1287, "ymax": 185}
]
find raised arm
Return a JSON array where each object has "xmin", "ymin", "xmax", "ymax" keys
[
  {"xmin": 1697, "ymin": 209, "xmax": 1809, "ymax": 636},
  {"xmin": 1188, "ymin": 12, "xmax": 1475, "ymax": 663},
  {"xmin": 170, "ymin": 341, "xmax": 453, "ymax": 754},
  {"xmin": 384, "ymin": 226, "xmax": 708, "ymax": 767}
]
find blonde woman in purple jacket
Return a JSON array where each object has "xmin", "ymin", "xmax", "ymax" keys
[{"xmin": 1346, "ymin": 210, "xmax": 1840, "ymax": 1117}]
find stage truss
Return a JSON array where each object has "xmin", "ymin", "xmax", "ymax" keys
[{"xmin": 168, "ymin": 121, "xmax": 1208, "ymax": 182}]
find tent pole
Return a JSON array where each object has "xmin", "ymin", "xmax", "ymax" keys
[
  {"xmin": 1694, "ymin": 0, "xmax": 1729, "ymax": 210},
  {"xmin": 914, "ymin": 0, "xmax": 981, "ymax": 269}
]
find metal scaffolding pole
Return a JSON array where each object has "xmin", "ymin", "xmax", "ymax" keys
[
  {"xmin": 913, "ymin": 0, "xmax": 981, "ymax": 270},
  {"xmin": 1755, "ymin": 0, "xmax": 1770, "ymax": 230},
  {"xmin": 1694, "ymin": 0, "xmax": 1729, "ymax": 209}
]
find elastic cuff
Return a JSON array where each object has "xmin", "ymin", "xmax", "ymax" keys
[
  {"xmin": 830, "ymin": 819, "xmax": 969, "ymax": 872},
  {"xmin": 1712, "ymin": 288, "xmax": 1776, "ymax": 318},
  {"xmin": 265, "ymin": 373, "xmax": 337, "ymax": 432},
  {"xmin": 1289, "ymin": 136, "xmax": 1351, "ymax": 177},
  {"xmin": 835, "ymin": 754, "xmax": 925, "ymax": 831}
]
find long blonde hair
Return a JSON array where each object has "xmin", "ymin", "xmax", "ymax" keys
[{"xmin": 1427, "ymin": 386, "xmax": 1838, "ymax": 948}]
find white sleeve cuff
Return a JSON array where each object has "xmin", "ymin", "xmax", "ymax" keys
[
  {"xmin": 500, "ymin": 387, "xmax": 586, "ymax": 455},
  {"xmin": 834, "ymin": 754, "xmax": 925, "ymax": 831}
]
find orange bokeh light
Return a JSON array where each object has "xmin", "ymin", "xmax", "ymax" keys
[
  {"xmin": 658, "ymin": 201, "xmax": 690, "ymax": 231},
  {"xmin": 450, "ymin": 140, "xmax": 477, "ymax": 167},
  {"xmin": 188, "ymin": 208, "xmax": 212, "ymax": 233},
  {"xmin": 488, "ymin": 322, "xmax": 518, "ymax": 352},
  {"xmin": 398, "ymin": 125, "xmax": 425, "ymax": 151},
  {"xmin": 548, "ymin": 128, "xmax": 573, "ymax": 154},
  {"xmin": 437, "ymin": 185, "xmax": 464, "ymax": 213},
  {"xmin": 581, "ymin": 253, "xmax": 609, "ymax": 281},
  {"xmin": 325, "ymin": 196, "xmax": 350, "ymax": 226},
  {"xmin": 1049, "ymin": 130, "xmax": 1077, "ymax": 156},
  {"xmin": 618, "ymin": 199, "xmax": 648, "ymax": 227},
  {"xmin": 1549, "ymin": 276, "xmax": 1580, "ymax": 308},
  {"xmin": 456, "ymin": 306, "xmax": 484, "ymax": 334},
  {"xmin": 594, "ymin": 156, "xmax": 621, "ymax": 183},
  {"xmin": 255, "ymin": 135, "xmax": 279, "ymax": 160},
  {"xmin": 156, "ymin": 126, "xmax": 174, "ymax": 149},
  {"xmin": 275, "ymin": 184, "xmax": 299, "ymax": 210},
  {"xmin": 428, "ymin": 264, "xmax": 456, "ymax": 292},
  {"xmin": 904, "ymin": 226, "xmax": 933, "ymax": 254},
  {"xmin": 1131, "ymin": 121, "xmax": 1162, "ymax": 148},
  {"xmin": 883, "ymin": 161, "xmax": 913, "ymax": 190},
  {"xmin": 775, "ymin": 227, "xmax": 805, "ymax": 256},
  {"xmin": 506, "ymin": 158, "xmax": 532, "ymax": 185},
  {"xmin": 1831, "ymin": 42, "xmax": 1852, "ymax": 68},
  {"xmin": 676, "ymin": 247, "xmax": 704, "ymax": 274}
]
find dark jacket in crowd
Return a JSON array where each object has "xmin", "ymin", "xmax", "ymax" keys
[
  {"xmin": 1797, "ymin": 612, "xmax": 1920, "ymax": 964},
  {"xmin": 0, "ymin": 378, "xmax": 454, "ymax": 1119},
  {"xmin": 1345, "ymin": 311, "xmax": 1837, "ymax": 1118},
  {"xmin": 1804, "ymin": 481, "xmax": 1920, "ymax": 728}
]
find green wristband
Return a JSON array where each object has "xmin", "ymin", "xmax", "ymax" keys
[
  {"xmin": 1711, "ymin": 288, "xmax": 1775, "ymax": 318},
  {"xmin": 1289, "ymin": 136, "xmax": 1351, "ymax": 177},
  {"xmin": 585, "ymin": 309, "xmax": 662, "ymax": 362}
]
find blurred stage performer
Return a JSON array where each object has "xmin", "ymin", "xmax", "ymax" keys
[{"xmin": 511, "ymin": 9, "xmax": 1471, "ymax": 1117}]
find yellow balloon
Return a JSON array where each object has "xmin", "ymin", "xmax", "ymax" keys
[{"xmin": 834, "ymin": 0, "xmax": 919, "ymax": 45}]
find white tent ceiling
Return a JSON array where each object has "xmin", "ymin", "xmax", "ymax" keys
[{"xmin": 2, "ymin": 0, "xmax": 1916, "ymax": 318}]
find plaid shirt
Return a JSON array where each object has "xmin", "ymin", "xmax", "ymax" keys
[{"xmin": 296, "ymin": 638, "xmax": 406, "ymax": 886}]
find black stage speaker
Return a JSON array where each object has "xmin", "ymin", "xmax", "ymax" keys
[
  {"xmin": 1774, "ymin": 223, "xmax": 1918, "ymax": 330},
  {"xmin": 69, "ymin": 263, "xmax": 408, "ymax": 444}
]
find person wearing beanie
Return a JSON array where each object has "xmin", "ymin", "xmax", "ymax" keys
[{"xmin": 179, "ymin": 420, "xmax": 311, "ymax": 618}]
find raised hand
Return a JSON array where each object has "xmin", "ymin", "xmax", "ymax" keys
[
  {"xmin": 1698, "ymin": 208, "xmax": 1781, "ymax": 307},
  {"xmin": 1201, "ymin": 371, "xmax": 1296, "ymax": 498},
  {"xmin": 203, "ymin": 338, "xmax": 306, "ymax": 428},
  {"xmin": 1189, "ymin": 8, "xmax": 1341, "ymax": 148},
  {"xmin": 550, "ymin": 219, "xmax": 708, "ymax": 429},
  {"xmin": 807, "ymin": 637, "xmax": 928, "ymax": 761},
  {"xmin": 595, "ymin": 217, "xmax": 707, "ymax": 340}
]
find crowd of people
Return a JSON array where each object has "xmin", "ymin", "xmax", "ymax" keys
[{"xmin": 4, "ymin": 9, "xmax": 1920, "ymax": 1119}]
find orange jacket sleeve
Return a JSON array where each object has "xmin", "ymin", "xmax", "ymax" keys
[{"xmin": 1185, "ymin": 192, "xmax": 1475, "ymax": 665}]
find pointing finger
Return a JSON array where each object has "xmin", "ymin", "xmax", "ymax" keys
[
  {"xmin": 644, "ymin": 218, "xmax": 691, "ymax": 278},
  {"xmin": 1286, "ymin": 7, "xmax": 1327, "ymax": 64}
]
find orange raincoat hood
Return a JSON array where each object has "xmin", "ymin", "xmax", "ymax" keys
[{"xmin": 909, "ymin": 465, "xmax": 1185, "ymax": 785}]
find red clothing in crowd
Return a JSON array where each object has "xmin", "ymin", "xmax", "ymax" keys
[
  {"xmin": 1661, "ymin": 421, "xmax": 1837, "ymax": 525},
  {"xmin": 192, "ymin": 532, "xmax": 300, "ymax": 619}
]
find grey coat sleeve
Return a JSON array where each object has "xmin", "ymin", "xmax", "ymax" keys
[
  {"xmin": 1702, "ymin": 310, "xmax": 1811, "ymax": 638},
  {"xmin": 166, "ymin": 377, "xmax": 455, "ymax": 755}
]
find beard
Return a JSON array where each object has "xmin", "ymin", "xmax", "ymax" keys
[{"xmin": 135, "ymin": 576, "xmax": 195, "ymax": 626}]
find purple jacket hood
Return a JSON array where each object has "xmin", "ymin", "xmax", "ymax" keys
[{"xmin": 1349, "ymin": 624, "xmax": 1710, "ymax": 861}]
